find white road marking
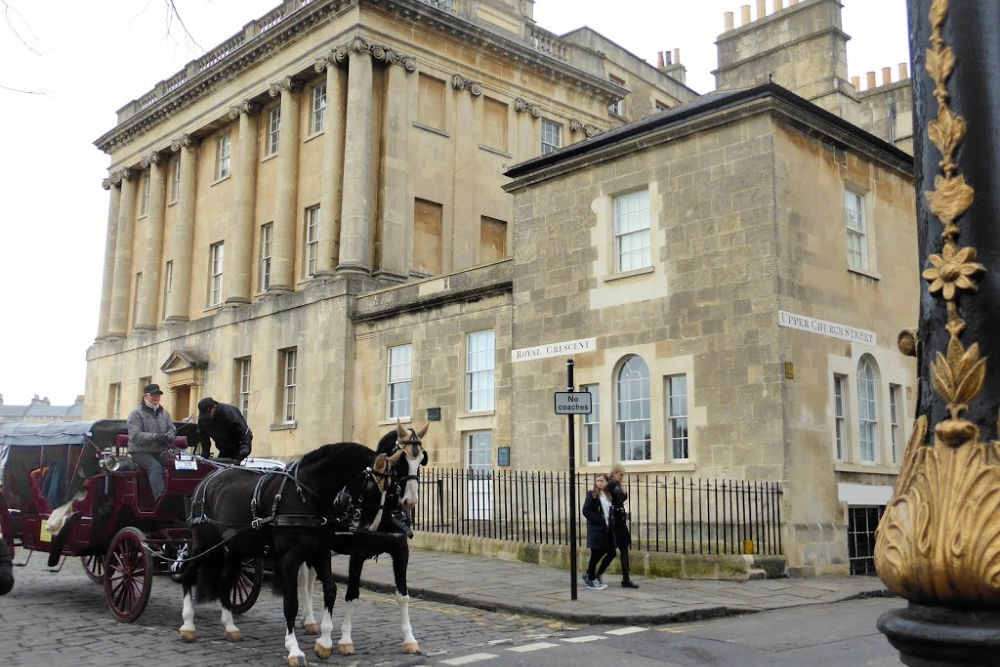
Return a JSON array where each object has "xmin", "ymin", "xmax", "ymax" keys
[
  {"xmin": 508, "ymin": 642, "xmax": 560, "ymax": 652},
  {"xmin": 440, "ymin": 653, "xmax": 499, "ymax": 665},
  {"xmin": 606, "ymin": 626, "xmax": 648, "ymax": 635},
  {"xmin": 561, "ymin": 635, "xmax": 607, "ymax": 643}
]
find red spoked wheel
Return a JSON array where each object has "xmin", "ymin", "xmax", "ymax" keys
[
  {"xmin": 228, "ymin": 557, "xmax": 263, "ymax": 615},
  {"xmin": 81, "ymin": 553, "xmax": 105, "ymax": 584},
  {"xmin": 0, "ymin": 491, "xmax": 13, "ymax": 561},
  {"xmin": 104, "ymin": 527, "xmax": 152, "ymax": 622}
]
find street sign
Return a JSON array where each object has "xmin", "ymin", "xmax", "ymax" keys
[{"xmin": 554, "ymin": 391, "xmax": 593, "ymax": 414}]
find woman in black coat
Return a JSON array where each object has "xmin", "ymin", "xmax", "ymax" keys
[
  {"xmin": 608, "ymin": 464, "xmax": 638, "ymax": 588},
  {"xmin": 581, "ymin": 473, "xmax": 616, "ymax": 589}
]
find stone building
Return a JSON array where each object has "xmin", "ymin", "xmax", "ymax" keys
[
  {"xmin": 86, "ymin": 0, "xmax": 917, "ymax": 572},
  {"xmin": 0, "ymin": 395, "xmax": 85, "ymax": 423}
]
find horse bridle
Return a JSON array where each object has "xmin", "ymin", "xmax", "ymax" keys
[{"xmin": 391, "ymin": 428, "xmax": 425, "ymax": 488}]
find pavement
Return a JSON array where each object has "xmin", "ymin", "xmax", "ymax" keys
[{"xmin": 349, "ymin": 547, "xmax": 894, "ymax": 625}]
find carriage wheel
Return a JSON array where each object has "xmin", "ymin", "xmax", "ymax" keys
[
  {"xmin": 228, "ymin": 557, "xmax": 263, "ymax": 615},
  {"xmin": 0, "ymin": 492, "xmax": 13, "ymax": 561},
  {"xmin": 81, "ymin": 553, "xmax": 105, "ymax": 584},
  {"xmin": 104, "ymin": 527, "xmax": 153, "ymax": 622}
]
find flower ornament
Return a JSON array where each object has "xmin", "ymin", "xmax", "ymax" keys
[{"xmin": 922, "ymin": 243, "xmax": 984, "ymax": 300}]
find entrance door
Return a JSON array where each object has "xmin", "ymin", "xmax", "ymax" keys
[
  {"xmin": 170, "ymin": 386, "xmax": 192, "ymax": 422},
  {"xmin": 465, "ymin": 431, "xmax": 493, "ymax": 520}
]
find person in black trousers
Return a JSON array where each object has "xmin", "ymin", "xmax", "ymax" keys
[
  {"xmin": 0, "ymin": 538, "xmax": 14, "ymax": 595},
  {"xmin": 581, "ymin": 473, "xmax": 615, "ymax": 589},
  {"xmin": 608, "ymin": 464, "xmax": 639, "ymax": 588}
]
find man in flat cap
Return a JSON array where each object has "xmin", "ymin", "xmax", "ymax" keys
[
  {"xmin": 196, "ymin": 397, "xmax": 252, "ymax": 463},
  {"xmin": 127, "ymin": 383, "xmax": 176, "ymax": 503}
]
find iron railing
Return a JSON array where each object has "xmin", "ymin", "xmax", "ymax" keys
[{"xmin": 413, "ymin": 469, "xmax": 783, "ymax": 555}]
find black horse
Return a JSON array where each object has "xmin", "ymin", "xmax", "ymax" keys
[
  {"xmin": 178, "ymin": 422, "xmax": 428, "ymax": 665},
  {"xmin": 298, "ymin": 423, "xmax": 429, "ymax": 655}
]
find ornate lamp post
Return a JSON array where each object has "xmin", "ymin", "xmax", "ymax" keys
[{"xmin": 876, "ymin": 1, "xmax": 1000, "ymax": 663}]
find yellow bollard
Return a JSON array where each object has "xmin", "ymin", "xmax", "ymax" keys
[{"xmin": 743, "ymin": 539, "xmax": 755, "ymax": 554}]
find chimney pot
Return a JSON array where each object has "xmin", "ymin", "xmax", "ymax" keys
[
  {"xmin": 741, "ymin": 5, "xmax": 752, "ymax": 25},
  {"xmin": 724, "ymin": 11, "xmax": 735, "ymax": 31},
  {"xmin": 673, "ymin": 48, "xmax": 681, "ymax": 65},
  {"xmin": 882, "ymin": 67, "xmax": 892, "ymax": 85},
  {"xmin": 866, "ymin": 71, "xmax": 877, "ymax": 89},
  {"xmin": 851, "ymin": 75, "xmax": 860, "ymax": 90},
  {"xmin": 657, "ymin": 51, "xmax": 665, "ymax": 69},
  {"xmin": 756, "ymin": 0, "xmax": 766, "ymax": 20},
  {"xmin": 899, "ymin": 62, "xmax": 909, "ymax": 79},
  {"xmin": 774, "ymin": 0, "xmax": 784, "ymax": 10}
]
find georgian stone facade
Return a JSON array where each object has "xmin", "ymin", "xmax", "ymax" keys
[{"xmin": 87, "ymin": 0, "xmax": 917, "ymax": 572}]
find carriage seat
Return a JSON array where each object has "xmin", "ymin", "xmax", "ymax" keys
[{"xmin": 28, "ymin": 467, "xmax": 53, "ymax": 514}]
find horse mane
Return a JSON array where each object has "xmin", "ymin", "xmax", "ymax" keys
[{"xmin": 375, "ymin": 429, "xmax": 397, "ymax": 456}]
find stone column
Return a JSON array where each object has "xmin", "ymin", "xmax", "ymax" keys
[
  {"xmin": 96, "ymin": 176, "xmax": 121, "ymax": 338},
  {"xmin": 375, "ymin": 50, "xmax": 416, "ymax": 284},
  {"xmin": 451, "ymin": 75, "xmax": 482, "ymax": 273},
  {"xmin": 269, "ymin": 77, "xmax": 301, "ymax": 294},
  {"xmin": 135, "ymin": 152, "xmax": 167, "ymax": 329},
  {"xmin": 108, "ymin": 168, "xmax": 137, "ymax": 336},
  {"xmin": 227, "ymin": 100, "xmax": 260, "ymax": 304},
  {"xmin": 315, "ymin": 52, "xmax": 347, "ymax": 276},
  {"xmin": 337, "ymin": 38, "xmax": 375, "ymax": 276},
  {"xmin": 166, "ymin": 135, "xmax": 199, "ymax": 322}
]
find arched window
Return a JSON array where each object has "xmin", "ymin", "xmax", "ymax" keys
[
  {"xmin": 857, "ymin": 357, "xmax": 879, "ymax": 463},
  {"xmin": 616, "ymin": 356, "xmax": 651, "ymax": 461}
]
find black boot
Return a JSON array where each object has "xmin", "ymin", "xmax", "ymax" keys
[{"xmin": 621, "ymin": 579, "xmax": 639, "ymax": 588}]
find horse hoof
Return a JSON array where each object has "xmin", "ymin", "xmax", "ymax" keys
[
  {"xmin": 403, "ymin": 641, "xmax": 421, "ymax": 654},
  {"xmin": 224, "ymin": 630, "xmax": 242, "ymax": 641},
  {"xmin": 314, "ymin": 641, "xmax": 333, "ymax": 659},
  {"xmin": 303, "ymin": 622, "xmax": 319, "ymax": 635},
  {"xmin": 179, "ymin": 629, "xmax": 197, "ymax": 643},
  {"xmin": 338, "ymin": 643, "xmax": 355, "ymax": 656},
  {"xmin": 287, "ymin": 656, "xmax": 307, "ymax": 667}
]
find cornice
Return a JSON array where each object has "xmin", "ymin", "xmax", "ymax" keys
[{"xmin": 94, "ymin": 0, "xmax": 617, "ymax": 154}]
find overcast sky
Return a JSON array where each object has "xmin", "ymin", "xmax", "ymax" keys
[{"xmin": 0, "ymin": 0, "xmax": 908, "ymax": 407}]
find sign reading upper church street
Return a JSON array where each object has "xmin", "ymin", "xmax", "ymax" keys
[
  {"xmin": 554, "ymin": 391, "xmax": 593, "ymax": 415},
  {"xmin": 512, "ymin": 337, "xmax": 597, "ymax": 363},
  {"xmin": 778, "ymin": 310, "xmax": 876, "ymax": 346}
]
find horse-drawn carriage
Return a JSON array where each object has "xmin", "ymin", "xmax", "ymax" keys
[{"xmin": 0, "ymin": 419, "xmax": 262, "ymax": 621}]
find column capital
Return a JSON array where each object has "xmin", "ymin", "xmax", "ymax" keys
[
  {"xmin": 269, "ymin": 76, "xmax": 301, "ymax": 98},
  {"xmin": 332, "ymin": 44, "xmax": 350, "ymax": 64},
  {"xmin": 118, "ymin": 167, "xmax": 136, "ymax": 181},
  {"xmin": 452, "ymin": 74, "xmax": 482, "ymax": 97},
  {"xmin": 141, "ymin": 150, "xmax": 164, "ymax": 168},
  {"xmin": 384, "ymin": 47, "xmax": 416, "ymax": 72},
  {"xmin": 101, "ymin": 177, "xmax": 111, "ymax": 191},
  {"xmin": 570, "ymin": 119, "xmax": 603, "ymax": 137},
  {"xmin": 170, "ymin": 134, "xmax": 200, "ymax": 152},
  {"xmin": 348, "ymin": 36, "xmax": 371, "ymax": 55},
  {"xmin": 515, "ymin": 97, "xmax": 542, "ymax": 118},
  {"xmin": 229, "ymin": 99, "xmax": 259, "ymax": 119}
]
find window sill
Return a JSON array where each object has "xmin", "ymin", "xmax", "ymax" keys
[
  {"xmin": 261, "ymin": 152, "xmax": 277, "ymax": 163},
  {"xmin": 378, "ymin": 417, "xmax": 412, "ymax": 427},
  {"xmin": 847, "ymin": 266, "xmax": 881, "ymax": 281},
  {"xmin": 602, "ymin": 265, "xmax": 654, "ymax": 283},
  {"xmin": 413, "ymin": 121, "xmax": 449, "ymax": 138},
  {"xmin": 167, "ymin": 199, "xmax": 178, "ymax": 207},
  {"xmin": 478, "ymin": 144, "xmax": 510, "ymax": 158},
  {"xmin": 270, "ymin": 422, "xmax": 297, "ymax": 431},
  {"xmin": 202, "ymin": 303, "xmax": 223, "ymax": 313},
  {"xmin": 303, "ymin": 130, "xmax": 324, "ymax": 144},
  {"xmin": 211, "ymin": 174, "xmax": 231, "ymax": 186},
  {"xmin": 458, "ymin": 410, "xmax": 495, "ymax": 420},
  {"xmin": 834, "ymin": 461, "xmax": 899, "ymax": 475}
]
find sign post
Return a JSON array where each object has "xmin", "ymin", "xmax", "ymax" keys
[{"xmin": 554, "ymin": 360, "xmax": 593, "ymax": 601}]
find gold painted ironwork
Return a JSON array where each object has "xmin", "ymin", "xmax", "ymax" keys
[{"xmin": 875, "ymin": 0, "xmax": 1000, "ymax": 605}]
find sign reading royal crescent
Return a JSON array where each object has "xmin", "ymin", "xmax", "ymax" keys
[
  {"xmin": 778, "ymin": 310, "xmax": 876, "ymax": 346},
  {"xmin": 511, "ymin": 337, "xmax": 598, "ymax": 363}
]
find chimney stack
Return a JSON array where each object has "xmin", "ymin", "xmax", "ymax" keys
[
  {"xmin": 673, "ymin": 48, "xmax": 681, "ymax": 65},
  {"xmin": 775, "ymin": 0, "xmax": 784, "ymax": 10},
  {"xmin": 756, "ymin": 0, "xmax": 766, "ymax": 20},
  {"xmin": 898, "ymin": 62, "xmax": 909, "ymax": 80},
  {"xmin": 665, "ymin": 50, "xmax": 672, "ymax": 65},
  {"xmin": 866, "ymin": 71, "xmax": 877, "ymax": 89},
  {"xmin": 741, "ymin": 5, "xmax": 751, "ymax": 25},
  {"xmin": 657, "ymin": 51, "xmax": 665, "ymax": 69},
  {"xmin": 851, "ymin": 75, "xmax": 860, "ymax": 90},
  {"xmin": 882, "ymin": 67, "xmax": 892, "ymax": 85},
  {"xmin": 724, "ymin": 11, "xmax": 735, "ymax": 31}
]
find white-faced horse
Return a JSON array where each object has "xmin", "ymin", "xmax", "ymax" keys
[
  {"xmin": 298, "ymin": 423, "xmax": 428, "ymax": 655},
  {"xmin": 177, "ymin": 425, "xmax": 425, "ymax": 666}
]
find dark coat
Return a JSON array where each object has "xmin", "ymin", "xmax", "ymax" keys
[
  {"xmin": 582, "ymin": 492, "xmax": 616, "ymax": 550},
  {"xmin": 197, "ymin": 403, "xmax": 253, "ymax": 460},
  {"xmin": 607, "ymin": 477, "xmax": 632, "ymax": 549},
  {"xmin": 0, "ymin": 539, "xmax": 13, "ymax": 595}
]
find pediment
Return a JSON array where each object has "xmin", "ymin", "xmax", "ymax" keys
[{"xmin": 160, "ymin": 349, "xmax": 208, "ymax": 374}]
